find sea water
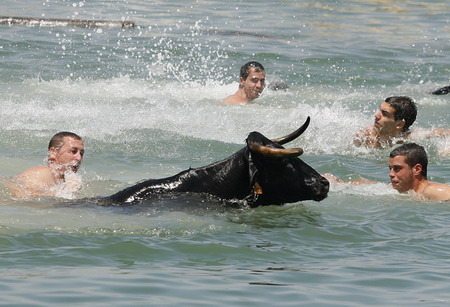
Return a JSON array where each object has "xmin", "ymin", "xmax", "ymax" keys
[{"xmin": 1, "ymin": 0, "xmax": 450, "ymax": 305}]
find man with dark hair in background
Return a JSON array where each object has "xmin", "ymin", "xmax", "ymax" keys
[
  {"xmin": 354, "ymin": 96, "xmax": 418, "ymax": 148},
  {"xmin": 222, "ymin": 61, "xmax": 266, "ymax": 105}
]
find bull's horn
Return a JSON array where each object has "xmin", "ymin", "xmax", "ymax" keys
[
  {"xmin": 271, "ymin": 116, "xmax": 310, "ymax": 145},
  {"xmin": 249, "ymin": 143, "xmax": 304, "ymax": 157}
]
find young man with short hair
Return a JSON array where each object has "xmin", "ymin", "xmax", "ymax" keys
[
  {"xmin": 354, "ymin": 96, "xmax": 450, "ymax": 149},
  {"xmin": 324, "ymin": 143, "xmax": 450, "ymax": 201},
  {"xmin": 354, "ymin": 96, "xmax": 417, "ymax": 148},
  {"xmin": 8, "ymin": 131, "xmax": 85, "ymax": 199},
  {"xmin": 222, "ymin": 61, "xmax": 266, "ymax": 105},
  {"xmin": 388, "ymin": 143, "xmax": 450, "ymax": 201}
]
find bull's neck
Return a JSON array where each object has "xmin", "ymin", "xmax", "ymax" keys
[{"xmin": 176, "ymin": 149, "xmax": 251, "ymax": 197}]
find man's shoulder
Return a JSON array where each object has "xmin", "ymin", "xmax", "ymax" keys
[
  {"xmin": 9, "ymin": 166, "xmax": 55, "ymax": 198},
  {"xmin": 422, "ymin": 182, "xmax": 450, "ymax": 201},
  {"xmin": 222, "ymin": 96, "xmax": 242, "ymax": 105},
  {"xmin": 16, "ymin": 166, "xmax": 52, "ymax": 179},
  {"xmin": 15, "ymin": 166, "xmax": 55, "ymax": 188},
  {"xmin": 221, "ymin": 91, "xmax": 249, "ymax": 105},
  {"xmin": 353, "ymin": 125, "xmax": 380, "ymax": 147}
]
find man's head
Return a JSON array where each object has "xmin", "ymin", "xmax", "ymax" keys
[
  {"xmin": 48, "ymin": 132, "xmax": 84, "ymax": 174},
  {"xmin": 388, "ymin": 143, "xmax": 428, "ymax": 193},
  {"xmin": 239, "ymin": 61, "xmax": 266, "ymax": 101},
  {"xmin": 386, "ymin": 96, "xmax": 417, "ymax": 132},
  {"xmin": 374, "ymin": 96, "xmax": 417, "ymax": 137}
]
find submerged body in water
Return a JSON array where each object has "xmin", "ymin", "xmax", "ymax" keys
[
  {"xmin": 105, "ymin": 118, "xmax": 329, "ymax": 207},
  {"xmin": 7, "ymin": 132, "xmax": 84, "ymax": 199}
]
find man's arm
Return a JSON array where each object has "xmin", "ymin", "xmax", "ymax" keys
[
  {"xmin": 410, "ymin": 128, "xmax": 450, "ymax": 140},
  {"xmin": 322, "ymin": 173, "xmax": 378, "ymax": 185},
  {"xmin": 430, "ymin": 129, "xmax": 450, "ymax": 137}
]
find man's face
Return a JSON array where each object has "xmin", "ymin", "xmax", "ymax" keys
[
  {"xmin": 373, "ymin": 102, "xmax": 403, "ymax": 136},
  {"xmin": 240, "ymin": 67, "xmax": 266, "ymax": 101},
  {"xmin": 52, "ymin": 137, "xmax": 85, "ymax": 173},
  {"xmin": 388, "ymin": 155, "xmax": 414, "ymax": 193}
]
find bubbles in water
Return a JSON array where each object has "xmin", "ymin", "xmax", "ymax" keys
[{"xmin": 53, "ymin": 171, "xmax": 83, "ymax": 199}]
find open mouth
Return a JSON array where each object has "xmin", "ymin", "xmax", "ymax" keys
[{"xmin": 70, "ymin": 163, "xmax": 80, "ymax": 172}]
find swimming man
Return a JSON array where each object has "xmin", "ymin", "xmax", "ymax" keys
[
  {"xmin": 324, "ymin": 143, "xmax": 450, "ymax": 201},
  {"xmin": 8, "ymin": 131, "xmax": 85, "ymax": 199},
  {"xmin": 354, "ymin": 96, "xmax": 450, "ymax": 148},
  {"xmin": 222, "ymin": 61, "xmax": 266, "ymax": 105}
]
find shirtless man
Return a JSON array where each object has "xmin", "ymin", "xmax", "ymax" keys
[
  {"xmin": 9, "ymin": 131, "xmax": 85, "ymax": 199},
  {"xmin": 222, "ymin": 61, "xmax": 266, "ymax": 105},
  {"xmin": 324, "ymin": 143, "xmax": 450, "ymax": 201},
  {"xmin": 388, "ymin": 143, "xmax": 450, "ymax": 201},
  {"xmin": 354, "ymin": 96, "xmax": 417, "ymax": 148},
  {"xmin": 354, "ymin": 96, "xmax": 450, "ymax": 149}
]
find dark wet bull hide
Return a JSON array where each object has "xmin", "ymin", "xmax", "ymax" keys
[{"xmin": 103, "ymin": 117, "xmax": 329, "ymax": 207}]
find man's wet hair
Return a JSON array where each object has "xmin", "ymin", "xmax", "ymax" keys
[
  {"xmin": 390, "ymin": 143, "xmax": 428, "ymax": 178},
  {"xmin": 48, "ymin": 131, "xmax": 82, "ymax": 150},
  {"xmin": 385, "ymin": 96, "xmax": 417, "ymax": 132},
  {"xmin": 240, "ymin": 61, "xmax": 265, "ymax": 80}
]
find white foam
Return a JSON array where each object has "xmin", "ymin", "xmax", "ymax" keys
[{"xmin": 2, "ymin": 77, "xmax": 449, "ymax": 160}]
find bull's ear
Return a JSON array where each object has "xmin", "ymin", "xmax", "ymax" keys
[
  {"xmin": 246, "ymin": 131, "xmax": 267, "ymax": 146},
  {"xmin": 245, "ymin": 151, "xmax": 263, "ymax": 205},
  {"xmin": 248, "ymin": 151, "xmax": 258, "ymax": 184}
]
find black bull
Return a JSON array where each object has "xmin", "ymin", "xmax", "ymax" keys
[{"xmin": 103, "ymin": 117, "xmax": 329, "ymax": 207}]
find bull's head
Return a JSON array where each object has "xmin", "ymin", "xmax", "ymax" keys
[{"xmin": 244, "ymin": 117, "xmax": 329, "ymax": 206}]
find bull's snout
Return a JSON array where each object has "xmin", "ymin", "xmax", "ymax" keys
[{"xmin": 305, "ymin": 176, "xmax": 329, "ymax": 201}]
